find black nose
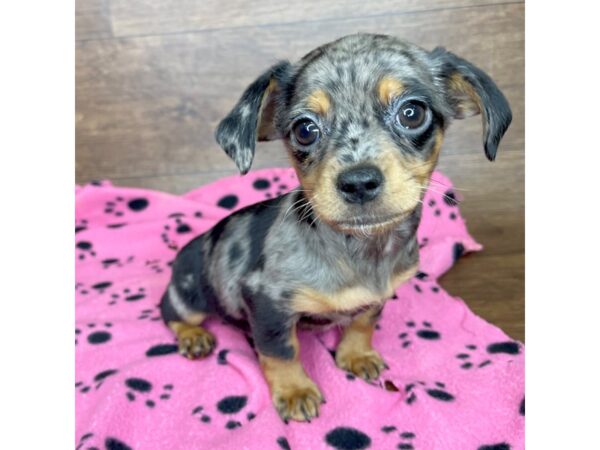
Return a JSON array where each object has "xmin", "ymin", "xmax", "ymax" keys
[{"xmin": 337, "ymin": 166, "xmax": 384, "ymax": 204}]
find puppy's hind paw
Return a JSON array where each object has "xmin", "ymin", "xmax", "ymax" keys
[{"xmin": 175, "ymin": 324, "xmax": 216, "ymax": 360}]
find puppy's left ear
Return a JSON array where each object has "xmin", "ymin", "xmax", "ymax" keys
[
  {"xmin": 430, "ymin": 47, "xmax": 512, "ymax": 161},
  {"xmin": 215, "ymin": 61, "xmax": 291, "ymax": 175}
]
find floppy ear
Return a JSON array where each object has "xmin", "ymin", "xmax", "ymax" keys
[
  {"xmin": 215, "ymin": 61, "xmax": 291, "ymax": 174},
  {"xmin": 430, "ymin": 47, "xmax": 512, "ymax": 161}
]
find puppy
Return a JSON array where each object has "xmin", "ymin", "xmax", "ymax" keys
[{"xmin": 160, "ymin": 33, "xmax": 511, "ymax": 422}]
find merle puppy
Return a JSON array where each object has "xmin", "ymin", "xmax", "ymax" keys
[{"xmin": 160, "ymin": 33, "xmax": 511, "ymax": 422}]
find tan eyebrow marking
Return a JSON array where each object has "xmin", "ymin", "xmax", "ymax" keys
[
  {"xmin": 306, "ymin": 89, "xmax": 332, "ymax": 116},
  {"xmin": 377, "ymin": 77, "xmax": 405, "ymax": 105}
]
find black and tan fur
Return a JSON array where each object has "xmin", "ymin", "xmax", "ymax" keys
[{"xmin": 160, "ymin": 34, "xmax": 512, "ymax": 422}]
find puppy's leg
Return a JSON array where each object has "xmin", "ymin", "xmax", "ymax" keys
[
  {"xmin": 255, "ymin": 323, "xmax": 324, "ymax": 422},
  {"xmin": 335, "ymin": 305, "xmax": 386, "ymax": 381},
  {"xmin": 160, "ymin": 284, "xmax": 216, "ymax": 359}
]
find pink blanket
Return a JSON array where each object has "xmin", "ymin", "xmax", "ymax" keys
[{"xmin": 75, "ymin": 168, "xmax": 524, "ymax": 450}]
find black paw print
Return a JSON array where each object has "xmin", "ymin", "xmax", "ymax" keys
[
  {"xmin": 76, "ymin": 432, "xmax": 94, "ymax": 450},
  {"xmin": 107, "ymin": 287, "xmax": 146, "ymax": 306},
  {"xmin": 75, "ymin": 219, "xmax": 88, "ymax": 234},
  {"xmin": 398, "ymin": 431, "xmax": 416, "ymax": 449},
  {"xmin": 412, "ymin": 272, "xmax": 441, "ymax": 294},
  {"xmin": 380, "ymin": 426, "xmax": 417, "ymax": 449},
  {"xmin": 145, "ymin": 258, "xmax": 169, "ymax": 274},
  {"xmin": 104, "ymin": 196, "xmax": 149, "ymax": 217},
  {"xmin": 398, "ymin": 321, "xmax": 441, "ymax": 348},
  {"xmin": 124, "ymin": 378, "xmax": 173, "ymax": 408},
  {"xmin": 418, "ymin": 237, "xmax": 429, "ymax": 249},
  {"xmin": 75, "ymin": 369, "xmax": 119, "ymax": 394},
  {"xmin": 104, "ymin": 196, "xmax": 126, "ymax": 217},
  {"xmin": 217, "ymin": 395, "xmax": 251, "ymax": 430},
  {"xmin": 253, "ymin": 175, "xmax": 292, "ymax": 199},
  {"xmin": 101, "ymin": 255, "xmax": 134, "ymax": 269},
  {"xmin": 456, "ymin": 341, "xmax": 521, "ymax": 370},
  {"xmin": 76, "ymin": 241, "xmax": 96, "ymax": 260},
  {"xmin": 75, "ymin": 282, "xmax": 89, "ymax": 296},
  {"xmin": 455, "ymin": 344, "xmax": 493, "ymax": 370},
  {"xmin": 76, "ymin": 322, "xmax": 113, "ymax": 345},
  {"xmin": 90, "ymin": 281, "xmax": 112, "ymax": 294},
  {"xmin": 404, "ymin": 380, "xmax": 454, "ymax": 405},
  {"xmin": 161, "ymin": 213, "xmax": 193, "ymax": 251},
  {"xmin": 193, "ymin": 395, "xmax": 252, "ymax": 430},
  {"xmin": 192, "ymin": 405, "xmax": 213, "ymax": 424},
  {"xmin": 138, "ymin": 307, "xmax": 161, "ymax": 322}
]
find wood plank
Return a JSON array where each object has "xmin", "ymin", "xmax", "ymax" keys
[
  {"xmin": 76, "ymin": 0, "xmax": 112, "ymax": 41},
  {"xmin": 107, "ymin": 0, "xmax": 518, "ymax": 38},
  {"xmin": 440, "ymin": 253, "xmax": 524, "ymax": 342},
  {"xmin": 437, "ymin": 150, "xmax": 524, "ymax": 255},
  {"xmin": 76, "ymin": 3, "xmax": 524, "ymax": 182}
]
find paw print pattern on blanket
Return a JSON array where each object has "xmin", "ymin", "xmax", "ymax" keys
[
  {"xmin": 189, "ymin": 395, "xmax": 257, "ymax": 430},
  {"xmin": 75, "ymin": 168, "xmax": 524, "ymax": 450},
  {"xmin": 160, "ymin": 213, "xmax": 195, "ymax": 251},
  {"xmin": 76, "ymin": 322, "xmax": 113, "ymax": 346},
  {"xmin": 455, "ymin": 341, "xmax": 522, "ymax": 370},
  {"xmin": 404, "ymin": 380, "xmax": 455, "ymax": 405},
  {"xmin": 380, "ymin": 426, "xmax": 418, "ymax": 449},
  {"xmin": 87, "ymin": 283, "xmax": 147, "ymax": 306},
  {"xmin": 124, "ymin": 377, "xmax": 173, "ymax": 408},
  {"xmin": 76, "ymin": 240, "xmax": 96, "ymax": 260},
  {"xmin": 137, "ymin": 307, "xmax": 161, "ymax": 322},
  {"xmin": 398, "ymin": 320, "xmax": 442, "ymax": 349},
  {"xmin": 76, "ymin": 432, "xmax": 134, "ymax": 450},
  {"xmin": 75, "ymin": 369, "xmax": 119, "ymax": 395},
  {"xmin": 103, "ymin": 196, "xmax": 149, "ymax": 218},
  {"xmin": 100, "ymin": 256, "xmax": 135, "ymax": 269}
]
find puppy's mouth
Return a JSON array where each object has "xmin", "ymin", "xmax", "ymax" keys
[{"xmin": 333, "ymin": 212, "xmax": 409, "ymax": 234}]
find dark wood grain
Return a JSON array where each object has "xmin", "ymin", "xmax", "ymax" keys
[
  {"xmin": 76, "ymin": 0, "xmax": 524, "ymax": 342},
  {"xmin": 106, "ymin": 0, "xmax": 516, "ymax": 38}
]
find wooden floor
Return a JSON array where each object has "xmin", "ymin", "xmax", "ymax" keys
[{"xmin": 76, "ymin": 0, "xmax": 524, "ymax": 341}]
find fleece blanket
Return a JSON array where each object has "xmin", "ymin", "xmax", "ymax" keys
[{"xmin": 75, "ymin": 168, "xmax": 524, "ymax": 450}]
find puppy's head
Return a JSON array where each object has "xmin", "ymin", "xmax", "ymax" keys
[{"xmin": 216, "ymin": 34, "xmax": 512, "ymax": 235}]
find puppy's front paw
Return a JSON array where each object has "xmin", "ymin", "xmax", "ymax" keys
[
  {"xmin": 336, "ymin": 349, "xmax": 387, "ymax": 381},
  {"xmin": 273, "ymin": 381, "xmax": 324, "ymax": 423},
  {"xmin": 176, "ymin": 325, "xmax": 216, "ymax": 359}
]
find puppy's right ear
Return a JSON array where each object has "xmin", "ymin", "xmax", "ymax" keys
[{"xmin": 215, "ymin": 61, "xmax": 291, "ymax": 175}]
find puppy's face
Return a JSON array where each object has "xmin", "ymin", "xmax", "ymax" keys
[{"xmin": 216, "ymin": 34, "xmax": 511, "ymax": 235}]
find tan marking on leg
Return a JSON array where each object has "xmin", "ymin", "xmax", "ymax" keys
[
  {"xmin": 306, "ymin": 89, "xmax": 331, "ymax": 116},
  {"xmin": 335, "ymin": 307, "xmax": 386, "ymax": 381},
  {"xmin": 169, "ymin": 317, "xmax": 216, "ymax": 360},
  {"xmin": 377, "ymin": 77, "xmax": 405, "ymax": 105},
  {"xmin": 259, "ymin": 325, "xmax": 324, "ymax": 422}
]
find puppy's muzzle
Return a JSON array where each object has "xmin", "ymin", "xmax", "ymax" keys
[{"xmin": 336, "ymin": 165, "xmax": 384, "ymax": 205}]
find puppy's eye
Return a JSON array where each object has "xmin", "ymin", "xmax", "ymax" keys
[
  {"xmin": 292, "ymin": 120, "xmax": 320, "ymax": 146},
  {"xmin": 397, "ymin": 101, "xmax": 427, "ymax": 129}
]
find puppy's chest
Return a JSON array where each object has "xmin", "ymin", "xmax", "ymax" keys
[
  {"xmin": 298, "ymin": 307, "xmax": 364, "ymax": 330},
  {"xmin": 293, "ymin": 284, "xmax": 388, "ymax": 316},
  {"xmin": 291, "ymin": 263, "xmax": 417, "ymax": 317}
]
